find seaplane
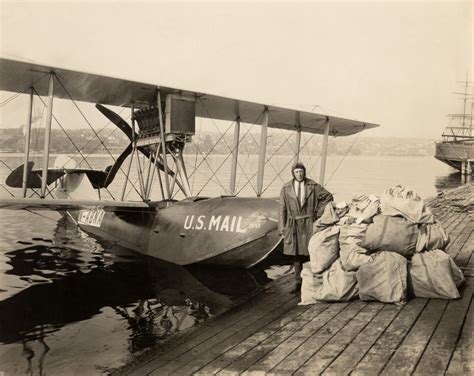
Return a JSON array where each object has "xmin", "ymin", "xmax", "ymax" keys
[{"xmin": 0, "ymin": 57, "xmax": 379, "ymax": 268}]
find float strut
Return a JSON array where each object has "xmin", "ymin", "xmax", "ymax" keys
[
  {"xmin": 41, "ymin": 74, "xmax": 54, "ymax": 198},
  {"xmin": 256, "ymin": 108, "xmax": 269, "ymax": 197},
  {"xmin": 22, "ymin": 88, "xmax": 34, "ymax": 198}
]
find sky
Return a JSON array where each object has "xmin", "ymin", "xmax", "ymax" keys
[{"xmin": 0, "ymin": 0, "xmax": 472, "ymax": 138}]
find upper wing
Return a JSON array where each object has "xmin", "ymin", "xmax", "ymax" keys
[
  {"xmin": 0, "ymin": 197, "xmax": 154, "ymax": 212},
  {"xmin": 0, "ymin": 57, "xmax": 379, "ymax": 136}
]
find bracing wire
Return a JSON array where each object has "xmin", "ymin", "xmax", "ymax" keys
[
  {"xmin": 325, "ymin": 130, "xmax": 363, "ymax": 185},
  {"xmin": 54, "ymin": 75, "xmax": 144, "ymax": 201},
  {"xmin": 259, "ymin": 129, "xmax": 322, "ymax": 195},
  {"xmin": 0, "ymin": 183, "xmax": 15, "ymax": 197},
  {"xmin": 0, "ymin": 72, "xmax": 50, "ymax": 107},
  {"xmin": 196, "ymin": 98, "xmax": 263, "ymax": 185},
  {"xmin": 192, "ymin": 110, "xmax": 268, "ymax": 196},
  {"xmin": 31, "ymin": 88, "xmax": 116, "ymax": 200},
  {"xmin": 191, "ymin": 115, "xmax": 203, "ymax": 193},
  {"xmin": 55, "ymin": 75, "xmax": 117, "ymax": 163}
]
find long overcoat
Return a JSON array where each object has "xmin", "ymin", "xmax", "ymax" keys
[{"xmin": 278, "ymin": 178, "xmax": 333, "ymax": 256}]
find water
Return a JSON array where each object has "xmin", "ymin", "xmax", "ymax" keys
[{"xmin": 0, "ymin": 153, "xmax": 469, "ymax": 374}]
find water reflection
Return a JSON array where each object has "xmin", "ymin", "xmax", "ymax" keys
[
  {"xmin": 435, "ymin": 171, "xmax": 471, "ymax": 192},
  {"xmin": 0, "ymin": 215, "xmax": 282, "ymax": 374}
]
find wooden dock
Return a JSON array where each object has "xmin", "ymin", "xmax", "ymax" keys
[{"xmin": 119, "ymin": 188, "xmax": 473, "ymax": 375}]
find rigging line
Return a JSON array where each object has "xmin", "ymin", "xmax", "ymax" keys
[
  {"xmin": 196, "ymin": 143, "xmax": 244, "ymax": 196},
  {"xmin": 187, "ymin": 116, "xmax": 238, "ymax": 175},
  {"xmin": 235, "ymin": 125, "xmax": 254, "ymax": 192},
  {"xmin": 81, "ymin": 110, "xmax": 130, "ymax": 160},
  {"xmin": 297, "ymin": 118, "xmax": 325, "ymax": 154},
  {"xmin": 178, "ymin": 143, "xmax": 229, "ymax": 198},
  {"xmin": 0, "ymin": 71, "xmax": 50, "ymax": 107},
  {"xmin": 222, "ymin": 110, "xmax": 268, "ymax": 190},
  {"xmin": 245, "ymin": 125, "xmax": 295, "ymax": 190},
  {"xmin": 260, "ymin": 133, "xmax": 319, "ymax": 195},
  {"xmin": 186, "ymin": 120, "xmax": 235, "ymax": 179},
  {"xmin": 32, "ymin": 99, "xmax": 46, "ymax": 166},
  {"xmin": 0, "ymin": 92, "xmax": 22, "ymax": 107},
  {"xmin": 300, "ymin": 133, "xmax": 321, "ymax": 171},
  {"xmin": 63, "ymin": 110, "xmax": 141, "ymax": 201},
  {"xmin": 236, "ymin": 153, "xmax": 254, "ymax": 193},
  {"xmin": 245, "ymin": 127, "xmax": 289, "ymax": 180},
  {"xmin": 0, "ymin": 183, "xmax": 15, "ymax": 197},
  {"xmin": 125, "ymin": 175, "xmax": 141, "ymax": 200},
  {"xmin": 223, "ymin": 118, "xmax": 271, "ymax": 195},
  {"xmin": 227, "ymin": 117, "xmax": 269, "ymax": 193},
  {"xmin": 31, "ymin": 88, "xmax": 94, "ymax": 169},
  {"xmin": 31, "ymin": 88, "xmax": 116, "ymax": 200},
  {"xmin": 191, "ymin": 115, "xmax": 203, "ymax": 193},
  {"xmin": 0, "ymin": 159, "xmax": 41, "ymax": 197},
  {"xmin": 326, "ymin": 130, "xmax": 362, "ymax": 185},
  {"xmin": 197, "ymin": 98, "xmax": 264, "ymax": 183},
  {"xmin": 268, "ymin": 131, "xmax": 296, "ymax": 185},
  {"xmin": 55, "ymin": 75, "xmax": 118, "ymax": 163},
  {"xmin": 0, "ymin": 159, "xmax": 13, "ymax": 171},
  {"xmin": 266, "ymin": 110, "xmax": 298, "ymax": 156}
]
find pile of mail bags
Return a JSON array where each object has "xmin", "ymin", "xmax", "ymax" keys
[{"xmin": 300, "ymin": 185, "xmax": 464, "ymax": 305}]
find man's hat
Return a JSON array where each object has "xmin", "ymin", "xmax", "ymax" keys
[{"xmin": 291, "ymin": 162, "xmax": 306, "ymax": 172}]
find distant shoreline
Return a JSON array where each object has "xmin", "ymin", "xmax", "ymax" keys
[{"xmin": 0, "ymin": 152, "xmax": 438, "ymax": 158}]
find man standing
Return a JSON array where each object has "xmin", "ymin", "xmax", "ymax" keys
[{"xmin": 278, "ymin": 162, "xmax": 333, "ymax": 293}]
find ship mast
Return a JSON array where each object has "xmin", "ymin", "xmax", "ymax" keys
[{"xmin": 450, "ymin": 73, "xmax": 474, "ymax": 138}]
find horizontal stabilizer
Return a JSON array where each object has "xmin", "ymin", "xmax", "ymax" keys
[
  {"xmin": 6, "ymin": 162, "xmax": 118, "ymax": 189},
  {"xmin": 6, "ymin": 162, "xmax": 64, "ymax": 188},
  {"xmin": 0, "ymin": 197, "xmax": 154, "ymax": 212}
]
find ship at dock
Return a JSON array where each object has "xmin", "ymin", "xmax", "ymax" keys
[{"xmin": 435, "ymin": 78, "xmax": 474, "ymax": 174}]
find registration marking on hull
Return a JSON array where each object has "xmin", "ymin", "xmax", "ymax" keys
[{"xmin": 78, "ymin": 209, "xmax": 105, "ymax": 227}]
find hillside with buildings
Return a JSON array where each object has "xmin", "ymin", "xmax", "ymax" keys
[{"xmin": 0, "ymin": 126, "xmax": 435, "ymax": 157}]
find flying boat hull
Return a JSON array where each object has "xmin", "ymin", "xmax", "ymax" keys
[{"xmin": 70, "ymin": 196, "xmax": 282, "ymax": 268}]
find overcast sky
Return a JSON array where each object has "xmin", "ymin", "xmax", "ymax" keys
[{"xmin": 0, "ymin": 0, "xmax": 472, "ymax": 138}]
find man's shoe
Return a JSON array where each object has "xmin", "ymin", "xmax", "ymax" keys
[{"xmin": 290, "ymin": 283, "xmax": 302, "ymax": 294}]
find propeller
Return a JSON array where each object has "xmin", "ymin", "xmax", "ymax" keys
[{"xmin": 95, "ymin": 103, "xmax": 181, "ymax": 190}]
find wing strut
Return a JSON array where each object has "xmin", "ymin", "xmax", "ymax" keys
[
  {"xmin": 22, "ymin": 87, "xmax": 34, "ymax": 198},
  {"xmin": 156, "ymin": 89, "xmax": 171, "ymax": 202},
  {"xmin": 256, "ymin": 107, "xmax": 269, "ymax": 197},
  {"xmin": 41, "ymin": 74, "xmax": 54, "ymax": 198},
  {"xmin": 229, "ymin": 101, "xmax": 241, "ymax": 195},
  {"xmin": 294, "ymin": 111, "xmax": 302, "ymax": 165},
  {"xmin": 319, "ymin": 120, "xmax": 330, "ymax": 185}
]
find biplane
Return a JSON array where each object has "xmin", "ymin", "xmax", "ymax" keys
[{"xmin": 0, "ymin": 57, "xmax": 379, "ymax": 268}]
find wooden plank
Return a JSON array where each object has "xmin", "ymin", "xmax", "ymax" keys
[
  {"xmin": 466, "ymin": 245, "xmax": 474, "ymax": 271},
  {"xmin": 453, "ymin": 226, "xmax": 474, "ymax": 267},
  {"xmin": 295, "ymin": 303, "xmax": 385, "ymax": 375},
  {"xmin": 129, "ymin": 279, "xmax": 294, "ymax": 376},
  {"xmin": 443, "ymin": 212, "xmax": 462, "ymax": 231},
  {"xmin": 242, "ymin": 302, "xmax": 350, "ymax": 375},
  {"xmin": 439, "ymin": 212, "xmax": 458, "ymax": 228},
  {"xmin": 269, "ymin": 301, "xmax": 367, "ymax": 374},
  {"xmin": 445, "ymin": 292, "xmax": 473, "ymax": 375},
  {"xmin": 351, "ymin": 298, "xmax": 428, "ymax": 376},
  {"xmin": 196, "ymin": 303, "xmax": 330, "ymax": 375},
  {"xmin": 149, "ymin": 295, "xmax": 298, "ymax": 375},
  {"xmin": 447, "ymin": 219, "xmax": 473, "ymax": 259},
  {"xmin": 323, "ymin": 304, "xmax": 403, "ymax": 375},
  {"xmin": 414, "ymin": 279, "xmax": 473, "ymax": 374},
  {"xmin": 445, "ymin": 213, "xmax": 469, "ymax": 238},
  {"xmin": 173, "ymin": 298, "xmax": 306, "ymax": 375},
  {"xmin": 381, "ymin": 299, "xmax": 449, "ymax": 375}
]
